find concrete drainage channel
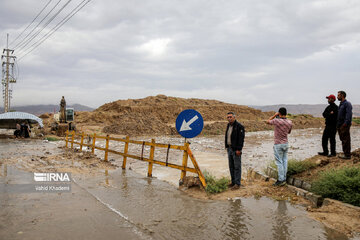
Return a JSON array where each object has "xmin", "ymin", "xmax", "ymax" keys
[
  {"xmin": 262, "ymin": 166, "xmax": 360, "ymax": 212},
  {"xmin": 248, "ymin": 167, "xmax": 321, "ymax": 208}
]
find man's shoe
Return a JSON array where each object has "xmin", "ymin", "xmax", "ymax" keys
[
  {"xmin": 279, "ymin": 181, "xmax": 286, "ymax": 186},
  {"xmin": 318, "ymin": 152, "xmax": 328, "ymax": 156},
  {"xmin": 328, "ymin": 153, "xmax": 336, "ymax": 157},
  {"xmin": 231, "ymin": 184, "xmax": 240, "ymax": 190},
  {"xmin": 273, "ymin": 180, "xmax": 286, "ymax": 187},
  {"xmin": 273, "ymin": 180, "xmax": 282, "ymax": 186},
  {"xmin": 228, "ymin": 183, "xmax": 235, "ymax": 188},
  {"xmin": 339, "ymin": 154, "xmax": 351, "ymax": 160}
]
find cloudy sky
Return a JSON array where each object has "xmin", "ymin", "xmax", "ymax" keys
[{"xmin": 0, "ymin": 0, "xmax": 359, "ymax": 108}]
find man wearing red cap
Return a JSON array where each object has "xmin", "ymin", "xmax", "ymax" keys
[{"xmin": 318, "ymin": 94, "xmax": 338, "ymax": 157}]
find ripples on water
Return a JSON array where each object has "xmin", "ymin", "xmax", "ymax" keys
[{"xmin": 74, "ymin": 169, "xmax": 348, "ymax": 240}]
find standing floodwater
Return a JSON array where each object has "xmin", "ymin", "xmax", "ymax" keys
[{"xmin": 73, "ymin": 168, "xmax": 348, "ymax": 240}]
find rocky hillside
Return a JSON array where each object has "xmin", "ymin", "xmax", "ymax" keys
[{"xmin": 1, "ymin": 104, "xmax": 93, "ymax": 115}]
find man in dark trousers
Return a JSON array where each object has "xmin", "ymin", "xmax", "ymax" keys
[
  {"xmin": 318, "ymin": 94, "xmax": 338, "ymax": 157},
  {"xmin": 337, "ymin": 91, "xmax": 353, "ymax": 159},
  {"xmin": 225, "ymin": 112, "xmax": 245, "ymax": 190}
]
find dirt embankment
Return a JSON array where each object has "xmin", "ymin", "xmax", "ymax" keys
[
  {"xmin": 40, "ymin": 95, "xmax": 325, "ymax": 136},
  {"xmin": 291, "ymin": 148, "xmax": 360, "ymax": 182}
]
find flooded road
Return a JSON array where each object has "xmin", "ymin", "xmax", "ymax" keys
[
  {"xmin": 0, "ymin": 164, "xmax": 348, "ymax": 240},
  {"xmin": 95, "ymin": 127, "xmax": 360, "ymax": 185}
]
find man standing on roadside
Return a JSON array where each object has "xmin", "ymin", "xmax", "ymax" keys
[
  {"xmin": 225, "ymin": 112, "xmax": 245, "ymax": 190},
  {"xmin": 266, "ymin": 108, "xmax": 293, "ymax": 186},
  {"xmin": 337, "ymin": 91, "xmax": 353, "ymax": 159},
  {"xmin": 318, "ymin": 94, "xmax": 338, "ymax": 157}
]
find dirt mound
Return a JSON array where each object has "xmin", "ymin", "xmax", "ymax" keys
[
  {"xmin": 67, "ymin": 95, "xmax": 325, "ymax": 136},
  {"xmin": 39, "ymin": 113, "xmax": 50, "ymax": 119}
]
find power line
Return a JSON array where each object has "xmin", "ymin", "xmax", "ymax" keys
[
  {"xmin": 18, "ymin": 0, "xmax": 91, "ymax": 61},
  {"xmin": 13, "ymin": 0, "xmax": 63, "ymax": 50},
  {"xmin": 10, "ymin": 0, "xmax": 53, "ymax": 47},
  {"xmin": 16, "ymin": 0, "xmax": 72, "ymax": 53}
]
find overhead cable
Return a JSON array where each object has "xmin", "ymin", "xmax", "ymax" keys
[
  {"xmin": 10, "ymin": 0, "xmax": 53, "ymax": 47},
  {"xmin": 18, "ymin": 0, "xmax": 91, "ymax": 61}
]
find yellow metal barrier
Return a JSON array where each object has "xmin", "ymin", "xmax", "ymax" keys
[{"xmin": 65, "ymin": 130, "xmax": 206, "ymax": 187}]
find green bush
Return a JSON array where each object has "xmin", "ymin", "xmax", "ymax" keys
[
  {"xmin": 203, "ymin": 171, "xmax": 229, "ymax": 194},
  {"xmin": 270, "ymin": 159, "xmax": 317, "ymax": 177},
  {"xmin": 45, "ymin": 137, "xmax": 61, "ymax": 141},
  {"xmin": 353, "ymin": 118, "xmax": 360, "ymax": 125},
  {"xmin": 287, "ymin": 160, "xmax": 317, "ymax": 176},
  {"xmin": 311, "ymin": 167, "xmax": 360, "ymax": 207}
]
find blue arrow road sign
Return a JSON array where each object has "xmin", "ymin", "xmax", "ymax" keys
[{"xmin": 176, "ymin": 109, "xmax": 204, "ymax": 138}]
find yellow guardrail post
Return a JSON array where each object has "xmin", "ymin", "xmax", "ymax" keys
[
  {"xmin": 80, "ymin": 132, "xmax": 85, "ymax": 151},
  {"xmin": 180, "ymin": 142, "xmax": 189, "ymax": 181},
  {"xmin": 65, "ymin": 130, "xmax": 69, "ymax": 148},
  {"xmin": 187, "ymin": 146, "xmax": 206, "ymax": 188},
  {"xmin": 122, "ymin": 136, "xmax": 129, "ymax": 169},
  {"xmin": 71, "ymin": 130, "xmax": 75, "ymax": 149},
  {"xmin": 148, "ymin": 139, "xmax": 155, "ymax": 177},
  {"xmin": 63, "ymin": 131, "xmax": 205, "ymax": 187},
  {"xmin": 92, "ymin": 133, "xmax": 96, "ymax": 154},
  {"xmin": 104, "ymin": 134, "xmax": 110, "ymax": 161}
]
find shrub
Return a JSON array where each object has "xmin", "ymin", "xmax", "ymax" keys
[
  {"xmin": 353, "ymin": 118, "xmax": 360, "ymax": 125},
  {"xmin": 45, "ymin": 137, "xmax": 61, "ymax": 141},
  {"xmin": 269, "ymin": 159, "xmax": 317, "ymax": 177},
  {"xmin": 286, "ymin": 160, "xmax": 317, "ymax": 176},
  {"xmin": 203, "ymin": 171, "xmax": 229, "ymax": 194},
  {"xmin": 311, "ymin": 167, "xmax": 360, "ymax": 207}
]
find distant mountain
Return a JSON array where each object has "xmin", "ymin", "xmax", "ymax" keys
[
  {"xmin": 0, "ymin": 104, "xmax": 93, "ymax": 116},
  {"xmin": 250, "ymin": 104, "xmax": 360, "ymax": 117}
]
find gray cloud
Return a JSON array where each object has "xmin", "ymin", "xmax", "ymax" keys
[{"xmin": 0, "ymin": 0, "xmax": 359, "ymax": 108}]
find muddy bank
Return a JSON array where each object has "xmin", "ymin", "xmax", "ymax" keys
[
  {"xmin": 182, "ymin": 178, "xmax": 310, "ymax": 204},
  {"xmin": 289, "ymin": 148, "xmax": 360, "ymax": 183},
  {"xmin": 308, "ymin": 199, "xmax": 360, "ymax": 238}
]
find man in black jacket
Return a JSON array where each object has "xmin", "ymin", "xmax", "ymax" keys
[
  {"xmin": 337, "ymin": 90, "xmax": 353, "ymax": 159},
  {"xmin": 318, "ymin": 94, "xmax": 338, "ymax": 157},
  {"xmin": 225, "ymin": 112, "xmax": 245, "ymax": 190}
]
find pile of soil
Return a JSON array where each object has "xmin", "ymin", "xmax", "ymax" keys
[{"xmin": 68, "ymin": 95, "xmax": 324, "ymax": 136}]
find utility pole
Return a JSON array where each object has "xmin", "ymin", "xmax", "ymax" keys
[{"xmin": 1, "ymin": 34, "xmax": 17, "ymax": 113}]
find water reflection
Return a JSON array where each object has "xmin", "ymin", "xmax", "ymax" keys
[
  {"xmin": 73, "ymin": 169, "xmax": 349, "ymax": 240},
  {"xmin": 104, "ymin": 169, "xmax": 109, "ymax": 186},
  {"xmin": 272, "ymin": 201, "xmax": 291, "ymax": 240},
  {"xmin": 224, "ymin": 200, "xmax": 250, "ymax": 240}
]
